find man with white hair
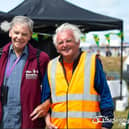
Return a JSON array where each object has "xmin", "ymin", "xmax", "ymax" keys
[{"xmin": 34, "ymin": 23, "xmax": 114, "ymax": 129}]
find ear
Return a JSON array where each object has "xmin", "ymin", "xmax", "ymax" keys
[{"xmin": 77, "ymin": 40, "xmax": 80, "ymax": 47}]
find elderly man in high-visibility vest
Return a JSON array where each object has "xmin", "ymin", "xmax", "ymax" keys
[{"xmin": 32, "ymin": 23, "xmax": 114, "ymax": 129}]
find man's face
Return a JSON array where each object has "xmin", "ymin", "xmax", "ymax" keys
[
  {"xmin": 9, "ymin": 23, "xmax": 32, "ymax": 51},
  {"xmin": 56, "ymin": 30, "xmax": 80, "ymax": 61}
]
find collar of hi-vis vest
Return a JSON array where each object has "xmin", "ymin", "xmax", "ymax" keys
[{"xmin": 59, "ymin": 50, "xmax": 82, "ymax": 73}]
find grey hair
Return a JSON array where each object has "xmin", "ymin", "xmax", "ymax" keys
[
  {"xmin": 10, "ymin": 16, "xmax": 34, "ymax": 33},
  {"xmin": 53, "ymin": 23, "xmax": 82, "ymax": 46}
]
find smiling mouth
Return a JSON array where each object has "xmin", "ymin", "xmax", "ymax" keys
[
  {"xmin": 63, "ymin": 47, "xmax": 70, "ymax": 51},
  {"xmin": 63, "ymin": 49, "xmax": 69, "ymax": 53},
  {"xmin": 15, "ymin": 41, "xmax": 25, "ymax": 44}
]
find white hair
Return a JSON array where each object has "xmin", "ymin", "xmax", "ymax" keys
[
  {"xmin": 0, "ymin": 16, "xmax": 34, "ymax": 33},
  {"xmin": 53, "ymin": 23, "xmax": 82, "ymax": 46}
]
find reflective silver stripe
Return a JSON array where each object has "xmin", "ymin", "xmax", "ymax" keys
[
  {"xmin": 83, "ymin": 53, "xmax": 100, "ymax": 101},
  {"xmin": 50, "ymin": 57, "xmax": 58, "ymax": 102},
  {"xmin": 52, "ymin": 111, "xmax": 101, "ymax": 118},
  {"xmin": 50, "ymin": 53, "xmax": 100, "ymax": 103}
]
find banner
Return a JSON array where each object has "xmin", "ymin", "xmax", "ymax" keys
[
  {"xmin": 105, "ymin": 33, "xmax": 110, "ymax": 44},
  {"xmin": 93, "ymin": 34, "xmax": 99, "ymax": 46},
  {"xmin": 116, "ymin": 32, "xmax": 124, "ymax": 40},
  {"xmin": 80, "ymin": 35, "xmax": 86, "ymax": 42},
  {"xmin": 32, "ymin": 31, "xmax": 124, "ymax": 45},
  {"xmin": 32, "ymin": 33, "xmax": 38, "ymax": 41}
]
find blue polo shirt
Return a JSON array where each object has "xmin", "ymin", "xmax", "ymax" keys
[{"xmin": 0, "ymin": 45, "xmax": 28, "ymax": 129}]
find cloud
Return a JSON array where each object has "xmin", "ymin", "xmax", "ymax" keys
[
  {"xmin": 0, "ymin": 0, "xmax": 24, "ymax": 12},
  {"xmin": 97, "ymin": 0, "xmax": 120, "ymax": 8},
  {"xmin": 126, "ymin": 24, "xmax": 129, "ymax": 30}
]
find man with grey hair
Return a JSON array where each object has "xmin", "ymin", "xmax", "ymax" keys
[
  {"xmin": 34, "ymin": 23, "xmax": 114, "ymax": 129},
  {"xmin": 0, "ymin": 16, "xmax": 50, "ymax": 129}
]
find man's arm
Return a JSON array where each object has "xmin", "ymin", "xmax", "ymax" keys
[
  {"xmin": 30, "ymin": 72, "xmax": 51, "ymax": 120},
  {"xmin": 95, "ymin": 57, "xmax": 114, "ymax": 129}
]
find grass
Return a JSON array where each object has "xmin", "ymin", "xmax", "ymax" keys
[
  {"xmin": 100, "ymin": 56, "xmax": 127, "ymax": 73},
  {"xmin": 113, "ymin": 109, "xmax": 129, "ymax": 129}
]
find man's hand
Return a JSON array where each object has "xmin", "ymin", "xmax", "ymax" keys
[
  {"xmin": 30, "ymin": 99, "xmax": 51, "ymax": 121},
  {"xmin": 45, "ymin": 113, "xmax": 58, "ymax": 129}
]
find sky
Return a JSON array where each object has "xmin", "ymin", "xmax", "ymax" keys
[{"xmin": 0, "ymin": 0, "xmax": 128, "ymax": 45}]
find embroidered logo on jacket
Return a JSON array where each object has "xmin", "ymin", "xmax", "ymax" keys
[{"xmin": 25, "ymin": 69, "xmax": 39, "ymax": 79}]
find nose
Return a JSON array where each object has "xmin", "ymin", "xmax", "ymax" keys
[
  {"xmin": 17, "ymin": 34, "xmax": 22, "ymax": 39},
  {"xmin": 62, "ymin": 41, "xmax": 67, "ymax": 47}
]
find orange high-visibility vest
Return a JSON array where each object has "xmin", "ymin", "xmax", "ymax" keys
[{"xmin": 47, "ymin": 52, "xmax": 102, "ymax": 129}]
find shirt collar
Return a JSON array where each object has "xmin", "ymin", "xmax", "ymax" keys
[
  {"xmin": 59, "ymin": 49, "xmax": 83, "ymax": 73},
  {"xmin": 9, "ymin": 44, "xmax": 28, "ymax": 56}
]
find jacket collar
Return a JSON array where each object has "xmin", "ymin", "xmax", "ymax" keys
[{"xmin": 2, "ymin": 42, "xmax": 37, "ymax": 60}]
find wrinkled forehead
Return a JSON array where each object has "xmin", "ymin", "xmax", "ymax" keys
[{"xmin": 11, "ymin": 22, "xmax": 32, "ymax": 33}]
